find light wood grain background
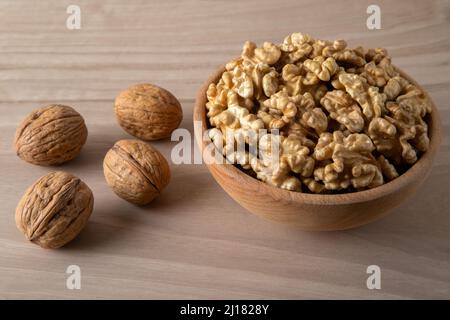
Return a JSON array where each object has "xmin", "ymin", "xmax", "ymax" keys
[{"xmin": 0, "ymin": 0, "xmax": 449, "ymax": 299}]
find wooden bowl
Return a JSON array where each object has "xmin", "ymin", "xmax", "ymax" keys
[{"xmin": 194, "ymin": 65, "xmax": 442, "ymax": 231}]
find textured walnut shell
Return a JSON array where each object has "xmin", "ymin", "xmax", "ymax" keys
[
  {"xmin": 103, "ymin": 139, "xmax": 171, "ymax": 205},
  {"xmin": 15, "ymin": 171, "xmax": 94, "ymax": 249},
  {"xmin": 14, "ymin": 104, "xmax": 88, "ymax": 165},
  {"xmin": 114, "ymin": 83, "xmax": 183, "ymax": 140}
]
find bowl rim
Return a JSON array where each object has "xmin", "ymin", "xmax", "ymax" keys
[{"xmin": 194, "ymin": 63, "xmax": 442, "ymax": 205}]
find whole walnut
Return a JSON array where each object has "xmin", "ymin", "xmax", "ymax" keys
[
  {"xmin": 15, "ymin": 171, "xmax": 94, "ymax": 249},
  {"xmin": 103, "ymin": 139, "xmax": 171, "ymax": 205},
  {"xmin": 114, "ymin": 83, "xmax": 183, "ymax": 140},
  {"xmin": 14, "ymin": 104, "xmax": 88, "ymax": 165}
]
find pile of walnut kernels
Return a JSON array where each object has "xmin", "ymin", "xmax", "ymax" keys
[{"xmin": 206, "ymin": 33, "xmax": 432, "ymax": 193}]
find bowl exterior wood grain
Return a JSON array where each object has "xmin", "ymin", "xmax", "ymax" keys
[{"xmin": 194, "ymin": 65, "xmax": 442, "ymax": 231}]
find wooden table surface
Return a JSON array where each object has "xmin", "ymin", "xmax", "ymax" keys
[{"xmin": 1, "ymin": 0, "xmax": 449, "ymax": 299}]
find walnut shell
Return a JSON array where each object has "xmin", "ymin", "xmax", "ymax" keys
[
  {"xmin": 15, "ymin": 171, "xmax": 94, "ymax": 249},
  {"xmin": 114, "ymin": 83, "xmax": 183, "ymax": 140},
  {"xmin": 103, "ymin": 139, "xmax": 171, "ymax": 205},
  {"xmin": 14, "ymin": 104, "xmax": 88, "ymax": 165}
]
